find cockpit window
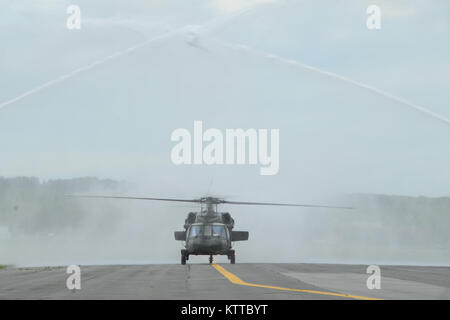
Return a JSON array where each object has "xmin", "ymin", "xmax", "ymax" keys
[
  {"xmin": 212, "ymin": 225, "xmax": 227, "ymax": 238},
  {"xmin": 188, "ymin": 225, "xmax": 227, "ymax": 238},
  {"xmin": 189, "ymin": 226, "xmax": 201, "ymax": 237}
]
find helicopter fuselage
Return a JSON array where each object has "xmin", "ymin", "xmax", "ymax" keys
[
  {"xmin": 185, "ymin": 223, "xmax": 231, "ymax": 255},
  {"xmin": 175, "ymin": 208, "xmax": 249, "ymax": 264}
]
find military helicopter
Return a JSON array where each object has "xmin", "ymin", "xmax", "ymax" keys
[{"xmin": 71, "ymin": 194, "xmax": 353, "ymax": 265}]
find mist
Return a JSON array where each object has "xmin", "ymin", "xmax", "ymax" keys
[
  {"xmin": 0, "ymin": 178, "xmax": 449, "ymax": 267},
  {"xmin": 1, "ymin": 0, "xmax": 449, "ymax": 267}
]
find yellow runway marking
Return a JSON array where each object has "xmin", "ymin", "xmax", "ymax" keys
[{"xmin": 212, "ymin": 264, "xmax": 381, "ymax": 300}]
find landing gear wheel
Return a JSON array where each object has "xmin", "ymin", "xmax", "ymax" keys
[
  {"xmin": 229, "ymin": 250, "xmax": 235, "ymax": 264},
  {"xmin": 181, "ymin": 250, "xmax": 187, "ymax": 265},
  {"xmin": 209, "ymin": 255, "xmax": 213, "ymax": 264}
]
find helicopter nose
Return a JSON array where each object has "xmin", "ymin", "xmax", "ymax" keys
[
  {"xmin": 203, "ymin": 238, "xmax": 221, "ymax": 246},
  {"xmin": 192, "ymin": 238, "xmax": 224, "ymax": 251}
]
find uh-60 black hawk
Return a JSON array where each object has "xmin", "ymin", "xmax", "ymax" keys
[{"xmin": 71, "ymin": 195, "xmax": 352, "ymax": 264}]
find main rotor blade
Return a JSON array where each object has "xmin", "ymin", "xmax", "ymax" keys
[
  {"xmin": 67, "ymin": 195, "xmax": 354, "ymax": 209},
  {"xmin": 222, "ymin": 200, "xmax": 354, "ymax": 210},
  {"xmin": 66, "ymin": 195, "xmax": 202, "ymax": 204}
]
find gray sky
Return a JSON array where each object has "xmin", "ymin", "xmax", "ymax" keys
[{"xmin": 0, "ymin": 0, "xmax": 449, "ymax": 198}]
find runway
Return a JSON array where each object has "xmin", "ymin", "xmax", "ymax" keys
[{"xmin": 1, "ymin": 263, "xmax": 449, "ymax": 299}]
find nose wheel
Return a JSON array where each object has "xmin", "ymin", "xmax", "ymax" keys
[
  {"xmin": 181, "ymin": 249, "xmax": 187, "ymax": 265},
  {"xmin": 209, "ymin": 255, "xmax": 213, "ymax": 264}
]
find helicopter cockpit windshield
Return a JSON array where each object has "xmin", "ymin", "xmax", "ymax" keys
[
  {"xmin": 189, "ymin": 225, "xmax": 202, "ymax": 238},
  {"xmin": 188, "ymin": 225, "xmax": 227, "ymax": 238},
  {"xmin": 212, "ymin": 225, "xmax": 227, "ymax": 237}
]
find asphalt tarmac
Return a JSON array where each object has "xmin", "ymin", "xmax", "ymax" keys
[{"xmin": 1, "ymin": 263, "xmax": 449, "ymax": 299}]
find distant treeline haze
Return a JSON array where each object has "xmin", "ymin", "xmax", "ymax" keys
[
  {"xmin": 0, "ymin": 177, "xmax": 124, "ymax": 235},
  {"xmin": 0, "ymin": 177, "xmax": 449, "ymax": 246}
]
